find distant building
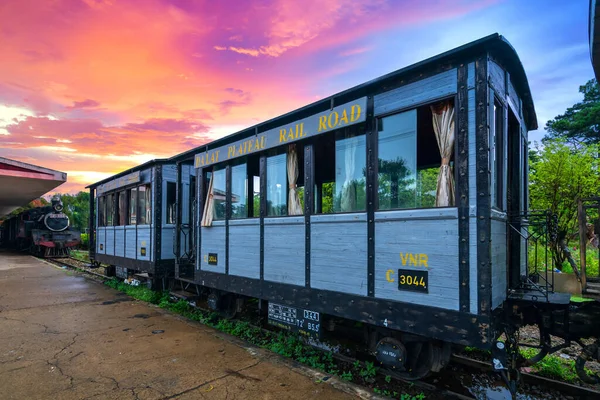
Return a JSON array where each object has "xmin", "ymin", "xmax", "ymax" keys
[{"xmin": 590, "ymin": 0, "xmax": 600, "ymax": 80}]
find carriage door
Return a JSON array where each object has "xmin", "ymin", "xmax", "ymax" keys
[{"xmin": 506, "ymin": 108, "xmax": 523, "ymax": 289}]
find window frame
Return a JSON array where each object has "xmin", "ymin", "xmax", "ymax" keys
[
  {"xmin": 373, "ymin": 95, "xmax": 459, "ymax": 212},
  {"xmin": 490, "ymin": 95, "xmax": 506, "ymax": 212},
  {"xmin": 165, "ymin": 181, "xmax": 176, "ymax": 225}
]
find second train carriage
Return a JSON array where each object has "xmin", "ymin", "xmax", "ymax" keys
[{"xmin": 87, "ymin": 160, "xmax": 196, "ymax": 288}]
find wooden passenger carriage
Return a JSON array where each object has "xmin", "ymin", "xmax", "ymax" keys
[
  {"xmin": 172, "ymin": 33, "xmax": 536, "ymax": 355},
  {"xmin": 87, "ymin": 160, "xmax": 196, "ymax": 288},
  {"xmin": 90, "ymin": 33, "xmax": 548, "ymax": 379}
]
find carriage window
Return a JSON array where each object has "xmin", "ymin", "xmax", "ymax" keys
[
  {"xmin": 314, "ymin": 126, "xmax": 366, "ymax": 214},
  {"xmin": 165, "ymin": 182, "xmax": 176, "ymax": 224},
  {"xmin": 267, "ymin": 153, "xmax": 287, "ymax": 216},
  {"xmin": 378, "ymin": 110, "xmax": 417, "ymax": 210},
  {"xmin": 129, "ymin": 188, "xmax": 137, "ymax": 225},
  {"xmin": 117, "ymin": 191, "xmax": 126, "ymax": 226},
  {"xmin": 491, "ymin": 99, "xmax": 504, "ymax": 210},
  {"xmin": 139, "ymin": 184, "xmax": 152, "ymax": 225},
  {"xmin": 98, "ymin": 196, "xmax": 105, "ymax": 227},
  {"xmin": 212, "ymin": 168, "xmax": 226, "ymax": 221},
  {"xmin": 231, "ymin": 163, "xmax": 247, "ymax": 219},
  {"xmin": 106, "ymin": 193, "xmax": 114, "ymax": 226},
  {"xmin": 378, "ymin": 100, "xmax": 454, "ymax": 210}
]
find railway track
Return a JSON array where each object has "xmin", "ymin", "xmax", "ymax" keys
[{"xmin": 44, "ymin": 256, "xmax": 600, "ymax": 400}]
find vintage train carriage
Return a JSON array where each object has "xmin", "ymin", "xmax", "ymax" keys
[
  {"xmin": 171, "ymin": 34, "xmax": 537, "ymax": 367},
  {"xmin": 162, "ymin": 34, "xmax": 543, "ymax": 379},
  {"xmin": 87, "ymin": 160, "xmax": 196, "ymax": 288}
]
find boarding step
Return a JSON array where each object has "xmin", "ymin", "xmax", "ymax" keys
[
  {"xmin": 584, "ymin": 282, "xmax": 600, "ymax": 296},
  {"xmin": 169, "ymin": 290, "xmax": 199, "ymax": 302}
]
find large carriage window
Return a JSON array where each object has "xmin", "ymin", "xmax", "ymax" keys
[
  {"xmin": 117, "ymin": 191, "xmax": 126, "ymax": 226},
  {"xmin": 314, "ymin": 125, "xmax": 366, "ymax": 213},
  {"xmin": 129, "ymin": 188, "xmax": 137, "ymax": 225},
  {"xmin": 267, "ymin": 153, "xmax": 287, "ymax": 216},
  {"xmin": 106, "ymin": 193, "xmax": 114, "ymax": 226},
  {"xmin": 139, "ymin": 184, "xmax": 152, "ymax": 225},
  {"xmin": 211, "ymin": 168, "xmax": 226, "ymax": 221},
  {"xmin": 165, "ymin": 182, "xmax": 175, "ymax": 224},
  {"xmin": 231, "ymin": 163, "xmax": 247, "ymax": 219},
  {"xmin": 98, "ymin": 196, "xmax": 105, "ymax": 227},
  {"xmin": 378, "ymin": 110, "xmax": 417, "ymax": 209},
  {"xmin": 377, "ymin": 100, "xmax": 455, "ymax": 210}
]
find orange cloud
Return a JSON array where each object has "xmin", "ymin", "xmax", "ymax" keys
[{"xmin": 0, "ymin": 0, "xmax": 499, "ymax": 193}]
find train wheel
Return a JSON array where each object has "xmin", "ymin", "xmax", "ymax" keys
[
  {"xmin": 378, "ymin": 340, "xmax": 441, "ymax": 380},
  {"xmin": 575, "ymin": 342, "xmax": 600, "ymax": 384}
]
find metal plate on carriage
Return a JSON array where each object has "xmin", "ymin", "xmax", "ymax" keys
[
  {"xmin": 397, "ymin": 269, "xmax": 428, "ymax": 293},
  {"xmin": 267, "ymin": 302, "xmax": 321, "ymax": 338}
]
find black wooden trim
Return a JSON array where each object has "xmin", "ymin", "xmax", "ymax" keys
[
  {"xmin": 304, "ymin": 144, "xmax": 314, "ymax": 287},
  {"xmin": 134, "ymin": 186, "xmax": 138, "ymax": 261},
  {"xmin": 457, "ymin": 64, "xmax": 470, "ymax": 313},
  {"xmin": 475, "ymin": 56, "xmax": 491, "ymax": 315},
  {"xmin": 193, "ymin": 269, "xmax": 490, "ymax": 348},
  {"xmin": 225, "ymin": 164, "xmax": 231, "ymax": 275},
  {"xmin": 366, "ymin": 96, "xmax": 376, "ymax": 297},
  {"xmin": 94, "ymin": 253, "xmax": 174, "ymax": 277},
  {"xmin": 88, "ymin": 188, "xmax": 96, "ymax": 259},
  {"xmin": 175, "ymin": 162, "xmax": 183, "ymax": 277},
  {"xmin": 259, "ymin": 155, "xmax": 267, "ymax": 281},
  {"xmin": 197, "ymin": 167, "xmax": 204, "ymax": 272},
  {"xmin": 154, "ymin": 165, "xmax": 163, "ymax": 264}
]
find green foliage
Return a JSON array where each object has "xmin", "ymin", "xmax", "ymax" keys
[
  {"xmin": 70, "ymin": 249, "xmax": 90, "ymax": 263},
  {"xmin": 520, "ymin": 348, "xmax": 580, "ymax": 382},
  {"xmin": 80, "ymin": 233, "xmax": 89, "ymax": 250},
  {"xmin": 341, "ymin": 371, "xmax": 353, "ymax": 381},
  {"xmin": 545, "ymin": 79, "xmax": 600, "ymax": 145},
  {"xmin": 54, "ymin": 191, "xmax": 90, "ymax": 232},
  {"xmin": 528, "ymin": 139, "xmax": 600, "ymax": 267},
  {"xmin": 359, "ymin": 361, "xmax": 377, "ymax": 380}
]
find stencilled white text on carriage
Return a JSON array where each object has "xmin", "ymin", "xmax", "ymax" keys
[{"xmin": 399, "ymin": 252, "xmax": 428, "ymax": 267}]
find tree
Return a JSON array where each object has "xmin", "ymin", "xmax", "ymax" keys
[
  {"xmin": 544, "ymin": 79, "xmax": 600, "ymax": 146},
  {"xmin": 529, "ymin": 139, "xmax": 600, "ymax": 268},
  {"xmin": 55, "ymin": 191, "xmax": 90, "ymax": 232}
]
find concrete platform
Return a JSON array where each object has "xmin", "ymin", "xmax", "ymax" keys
[{"xmin": 0, "ymin": 252, "xmax": 359, "ymax": 400}]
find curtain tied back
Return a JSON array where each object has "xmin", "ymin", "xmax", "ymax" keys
[{"xmin": 431, "ymin": 101, "xmax": 455, "ymax": 207}]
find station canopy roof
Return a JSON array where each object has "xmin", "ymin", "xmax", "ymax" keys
[{"xmin": 0, "ymin": 157, "xmax": 67, "ymax": 217}]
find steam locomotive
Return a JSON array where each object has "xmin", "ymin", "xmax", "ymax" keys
[{"xmin": 1, "ymin": 196, "xmax": 81, "ymax": 257}]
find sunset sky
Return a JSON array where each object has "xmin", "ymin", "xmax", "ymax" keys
[{"xmin": 0, "ymin": 0, "xmax": 594, "ymax": 194}]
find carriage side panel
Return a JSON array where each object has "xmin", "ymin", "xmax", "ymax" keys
[
  {"xmin": 374, "ymin": 209, "xmax": 460, "ymax": 310},
  {"xmin": 310, "ymin": 214, "xmax": 368, "ymax": 296},
  {"xmin": 264, "ymin": 217, "xmax": 304, "ymax": 286}
]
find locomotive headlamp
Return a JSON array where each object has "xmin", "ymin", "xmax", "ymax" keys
[{"xmin": 51, "ymin": 195, "xmax": 64, "ymax": 212}]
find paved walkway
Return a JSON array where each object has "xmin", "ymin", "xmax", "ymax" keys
[{"xmin": 0, "ymin": 252, "xmax": 359, "ymax": 400}]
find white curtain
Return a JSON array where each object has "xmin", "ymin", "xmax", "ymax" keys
[
  {"xmin": 145, "ymin": 186, "xmax": 152, "ymax": 224},
  {"xmin": 201, "ymin": 171, "xmax": 214, "ymax": 227},
  {"xmin": 287, "ymin": 144, "xmax": 303, "ymax": 215},
  {"xmin": 340, "ymin": 137, "xmax": 357, "ymax": 212},
  {"xmin": 431, "ymin": 101, "xmax": 455, "ymax": 207}
]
